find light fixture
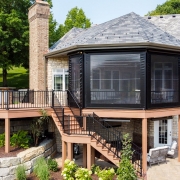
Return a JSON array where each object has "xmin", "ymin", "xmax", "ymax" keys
[{"xmin": 102, "ymin": 119, "xmax": 130, "ymax": 122}]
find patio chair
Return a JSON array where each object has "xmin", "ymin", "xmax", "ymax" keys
[
  {"xmin": 147, "ymin": 149, "xmax": 160, "ymax": 167},
  {"xmin": 158, "ymin": 146, "xmax": 169, "ymax": 164},
  {"xmin": 167, "ymin": 140, "xmax": 177, "ymax": 158}
]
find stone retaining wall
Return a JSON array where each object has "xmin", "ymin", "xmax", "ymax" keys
[{"xmin": 0, "ymin": 139, "xmax": 56, "ymax": 180}]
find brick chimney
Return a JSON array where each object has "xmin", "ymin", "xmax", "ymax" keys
[{"xmin": 28, "ymin": 0, "xmax": 50, "ymax": 90}]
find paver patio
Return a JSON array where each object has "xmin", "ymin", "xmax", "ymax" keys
[{"xmin": 55, "ymin": 152, "xmax": 180, "ymax": 180}]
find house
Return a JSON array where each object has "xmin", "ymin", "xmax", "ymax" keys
[{"xmin": 1, "ymin": 0, "xmax": 180, "ymax": 178}]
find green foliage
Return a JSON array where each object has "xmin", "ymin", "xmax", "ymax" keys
[
  {"xmin": 0, "ymin": 0, "xmax": 30, "ymax": 86},
  {"xmin": 54, "ymin": 6, "xmax": 91, "ymax": 41},
  {"xmin": 96, "ymin": 168, "xmax": 115, "ymax": 180},
  {"xmin": 64, "ymin": 7, "xmax": 91, "ymax": 34},
  {"xmin": 0, "ymin": 67, "xmax": 28, "ymax": 89},
  {"xmin": 117, "ymin": 133, "xmax": 137, "ymax": 180},
  {"xmin": 75, "ymin": 167, "xmax": 92, "ymax": 180},
  {"xmin": 31, "ymin": 109, "xmax": 49, "ymax": 146},
  {"xmin": 0, "ymin": 133, "xmax": 5, "ymax": 147},
  {"xmin": 15, "ymin": 165, "xmax": 26, "ymax": 180},
  {"xmin": 147, "ymin": 0, "xmax": 180, "ymax": 15},
  {"xmin": 10, "ymin": 130, "xmax": 31, "ymax": 149},
  {"xmin": 91, "ymin": 164, "xmax": 100, "ymax": 174},
  {"xmin": 47, "ymin": 158, "xmax": 58, "ymax": 172},
  {"xmin": 34, "ymin": 157, "xmax": 49, "ymax": 180},
  {"xmin": 61, "ymin": 159, "xmax": 78, "ymax": 180}
]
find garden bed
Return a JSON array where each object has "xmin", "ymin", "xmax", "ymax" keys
[{"xmin": 0, "ymin": 146, "xmax": 24, "ymax": 158}]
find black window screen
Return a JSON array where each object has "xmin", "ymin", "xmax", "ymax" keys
[
  {"xmin": 90, "ymin": 53, "xmax": 141, "ymax": 105},
  {"xmin": 151, "ymin": 54, "xmax": 179, "ymax": 104}
]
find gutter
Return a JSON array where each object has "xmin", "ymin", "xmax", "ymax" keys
[{"xmin": 45, "ymin": 42, "xmax": 180, "ymax": 58}]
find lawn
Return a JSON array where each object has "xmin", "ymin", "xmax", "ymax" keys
[{"xmin": 0, "ymin": 67, "xmax": 29, "ymax": 89}]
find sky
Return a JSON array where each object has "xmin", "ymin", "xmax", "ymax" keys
[{"xmin": 51, "ymin": 0, "xmax": 166, "ymax": 25}]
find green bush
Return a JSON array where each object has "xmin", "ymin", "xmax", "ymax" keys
[
  {"xmin": 75, "ymin": 167, "xmax": 92, "ymax": 180},
  {"xmin": 91, "ymin": 164, "xmax": 100, "ymax": 174},
  {"xmin": 10, "ymin": 130, "xmax": 31, "ymax": 149},
  {"xmin": 96, "ymin": 168, "xmax": 115, "ymax": 180},
  {"xmin": 47, "ymin": 158, "xmax": 58, "ymax": 172},
  {"xmin": 61, "ymin": 159, "xmax": 78, "ymax": 180},
  {"xmin": 0, "ymin": 133, "xmax": 5, "ymax": 147},
  {"xmin": 117, "ymin": 133, "xmax": 137, "ymax": 180},
  {"xmin": 34, "ymin": 157, "xmax": 49, "ymax": 180},
  {"xmin": 15, "ymin": 165, "xmax": 26, "ymax": 180}
]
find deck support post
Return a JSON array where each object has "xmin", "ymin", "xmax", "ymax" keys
[
  {"xmin": 87, "ymin": 144, "xmax": 92, "ymax": 170},
  {"xmin": 62, "ymin": 140, "xmax": 67, "ymax": 169},
  {"xmin": 67, "ymin": 142, "xmax": 73, "ymax": 160},
  {"xmin": 178, "ymin": 115, "xmax": 180, "ymax": 162},
  {"xmin": 91, "ymin": 147, "xmax": 95, "ymax": 165},
  {"xmin": 5, "ymin": 118, "xmax": 10, "ymax": 153},
  {"xmin": 142, "ymin": 118, "xmax": 147, "ymax": 179},
  {"xmin": 83, "ymin": 144, "xmax": 87, "ymax": 167},
  {"xmin": 83, "ymin": 117, "xmax": 86, "ymax": 130}
]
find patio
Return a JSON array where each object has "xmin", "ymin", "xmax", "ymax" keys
[
  {"xmin": 147, "ymin": 154, "xmax": 180, "ymax": 180},
  {"xmin": 55, "ymin": 152, "xmax": 180, "ymax": 180}
]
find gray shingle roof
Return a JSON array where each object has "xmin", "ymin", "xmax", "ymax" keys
[
  {"xmin": 50, "ymin": 12, "xmax": 180, "ymax": 52},
  {"xmin": 144, "ymin": 14, "xmax": 180, "ymax": 40}
]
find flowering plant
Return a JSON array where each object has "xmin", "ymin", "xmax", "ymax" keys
[
  {"xmin": 75, "ymin": 167, "xmax": 92, "ymax": 180},
  {"xmin": 61, "ymin": 159, "xmax": 78, "ymax": 180},
  {"xmin": 96, "ymin": 168, "xmax": 115, "ymax": 180}
]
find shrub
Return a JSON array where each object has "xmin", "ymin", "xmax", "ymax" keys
[
  {"xmin": 15, "ymin": 165, "xmax": 26, "ymax": 180},
  {"xmin": 75, "ymin": 167, "xmax": 92, "ymax": 180},
  {"xmin": 10, "ymin": 130, "xmax": 31, "ymax": 149},
  {"xmin": 61, "ymin": 159, "xmax": 78, "ymax": 180},
  {"xmin": 47, "ymin": 158, "xmax": 58, "ymax": 172},
  {"xmin": 96, "ymin": 168, "xmax": 115, "ymax": 180},
  {"xmin": 33, "ymin": 157, "xmax": 49, "ymax": 180},
  {"xmin": 117, "ymin": 133, "xmax": 137, "ymax": 180},
  {"xmin": 31, "ymin": 109, "xmax": 49, "ymax": 146},
  {"xmin": 91, "ymin": 164, "xmax": 100, "ymax": 174},
  {"xmin": 0, "ymin": 133, "xmax": 5, "ymax": 147}
]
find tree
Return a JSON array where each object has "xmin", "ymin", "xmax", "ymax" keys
[
  {"xmin": 147, "ymin": 0, "xmax": 180, "ymax": 15},
  {"xmin": 0, "ymin": 0, "xmax": 57, "ymax": 87},
  {"xmin": 57, "ymin": 7, "xmax": 91, "ymax": 39},
  {"xmin": 0, "ymin": 0, "xmax": 31, "ymax": 86}
]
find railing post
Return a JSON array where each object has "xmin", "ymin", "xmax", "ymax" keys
[
  {"xmin": 6, "ymin": 90, "xmax": 9, "ymax": 110},
  {"xmin": 62, "ymin": 108, "xmax": 64, "ymax": 129},
  {"xmin": 52, "ymin": 90, "xmax": 54, "ymax": 108}
]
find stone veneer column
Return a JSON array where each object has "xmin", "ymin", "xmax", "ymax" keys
[{"xmin": 28, "ymin": 0, "xmax": 50, "ymax": 90}]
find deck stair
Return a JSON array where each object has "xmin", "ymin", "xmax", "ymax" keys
[{"xmin": 51, "ymin": 91, "xmax": 142, "ymax": 175}]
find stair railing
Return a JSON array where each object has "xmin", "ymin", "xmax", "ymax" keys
[
  {"xmin": 67, "ymin": 90, "xmax": 81, "ymax": 117},
  {"xmin": 88, "ymin": 115, "xmax": 122, "ymax": 158},
  {"xmin": 52, "ymin": 90, "xmax": 64, "ymax": 129},
  {"xmin": 91, "ymin": 113, "xmax": 142, "ymax": 177}
]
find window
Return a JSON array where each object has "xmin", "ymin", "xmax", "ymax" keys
[
  {"xmin": 90, "ymin": 53, "xmax": 141, "ymax": 105},
  {"xmin": 53, "ymin": 69, "xmax": 68, "ymax": 91},
  {"xmin": 151, "ymin": 54, "xmax": 179, "ymax": 104}
]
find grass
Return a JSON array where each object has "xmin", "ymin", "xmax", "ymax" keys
[{"xmin": 0, "ymin": 67, "xmax": 29, "ymax": 89}]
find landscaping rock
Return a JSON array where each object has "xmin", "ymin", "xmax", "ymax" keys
[
  {"xmin": 2, "ymin": 174, "xmax": 15, "ymax": 180},
  {"xmin": 17, "ymin": 146, "xmax": 44, "ymax": 163},
  {"xmin": 0, "ymin": 157, "xmax": 20, "ymax": 168},
  {"xmin": 9, "ymin": 165, "xmax": 18, "ymax": 175},
  {"xmin": 24, "ymin": 161, "xmax": 32, "ymax": 170},
  {"xmin": 0, "ymin": 168, "xmax": 9, "ymax": 176}
]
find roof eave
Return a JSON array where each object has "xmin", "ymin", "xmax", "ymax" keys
[{"xmin": 45, "ymin": 42, "xmax": 180, "ymax": 58}]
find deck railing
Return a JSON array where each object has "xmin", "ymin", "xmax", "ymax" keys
[{"xmin": 0, "ymin": 90, "xmax": 68, "ymax": 109}]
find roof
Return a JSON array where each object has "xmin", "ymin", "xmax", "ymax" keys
[
  {"xmin": 144, "ymin": 14, "xmax": 180, "ymax": 40},
  {"xmin": 49, "ymin": 12, "xmax": 180, "ymax": 53}
]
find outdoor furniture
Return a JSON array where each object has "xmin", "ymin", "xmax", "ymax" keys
[
  {"xmin": 147, "ymin": 146, "xmax": 169, "ymax": 167},
  {"xmin": 167, "ymin": 140, "xmax": 177, "ymax": 158}
]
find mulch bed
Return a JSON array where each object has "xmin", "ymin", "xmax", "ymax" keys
[{"xmin": 0, "ymin": 146, "xmax": 24, "ymax": 158}]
